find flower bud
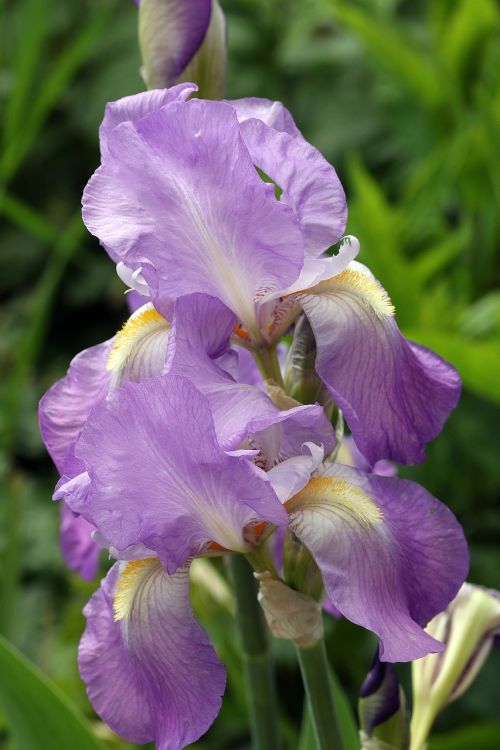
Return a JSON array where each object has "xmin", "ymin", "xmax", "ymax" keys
[
  {"xmin": 285, "ymin": 314, "xmax": 331, "ymax": 408},
  {"xmin": 359, "ymin": 655, "xmax": 409, "ymax": 750},
  {"xmin": 410, "ymin": 583, "xmax": 500, "ymax": 750},
  {"xmin": 138, "ymin": 0, "xmax": 226, "ymax": 98},
  {"xmin": 283, "ymin": 530, "xmax": 325, "ymax": 602},
  {"xmin": 256, "ymin": 571, "xmax": 323, "ymax": 648}
]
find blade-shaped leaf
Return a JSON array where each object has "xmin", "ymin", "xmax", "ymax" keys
[{"xmin": 0, "ymin": 634, "xmax": 105, "ymax": 750}]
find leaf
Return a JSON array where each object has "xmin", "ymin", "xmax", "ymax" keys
[
  {"xmin": 413, "ymin": 223, "xmax": 471, "ymax": 286},
  {"xmin": 439, "ymin": 0, "xmax": 498, "ymax": 80},
  {"xmin": 428, "ymin": 722, "xmax": 500, "ymax": 750},
  {"xmin": 403, "ymin": 329, "xmax": 500, "ymax": 404},
  {"xmin": 0, "ymin": 634, "xmax": 105, "ymax": 750},
  {"xmin": 324, "ymin": 0, "xmax": 442, "ymax": 108},
  {"xmin": 298, "ymin": 666, "xmax": 359, "ymax": 750}
]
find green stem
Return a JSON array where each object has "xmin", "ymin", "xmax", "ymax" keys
[
  {"xmin": 228, "ymin": 554, "xmax": 281, "ymax": 750},
  {"xmin": 254, "ymin": 345, "xmax": 285, "ymax": 388},
  {"xmin": 296, "ymin": 638, "xmax": 345, "ymax": 750}
]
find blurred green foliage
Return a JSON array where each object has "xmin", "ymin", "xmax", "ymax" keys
[{"xmin": 0, "ymin": 0, "xmax": 499, "ymax": 748}]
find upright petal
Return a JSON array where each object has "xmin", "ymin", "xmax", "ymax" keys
[
  {"xmin": 298, "ymin": 265, "xmax": 461, "ymax": 464},
  {"xmin": 287, "ymin": 464, "xmax": 469, "ymax": 661},
  {"xmin": 60, "ymin": 503, "xmax": 100, "ymax": 581},
  {"xmin": 39, "ymin": 341, "xmax": 112, "ymax": 474},
  {"xmin": 239, "ymin": 118, "xmax": 347, "ymax": 256},
  {"xmin": 167, "ymin": 293, "xmax": 335, "ymax": 455},
  {"xmin": 79, "ymin": 560, "xmax": 225, "ymax": 749},
  {"xmin": 99, "ymin": 84, "xmax": 197, "ymax": 160},
  {"xmin": 229, "ymin": 97, "xmax": 302, "ymax": 138},
  {"xmin": 83, "ymin": 99, "xmax": 304, "ymax": 338},
  {"xmin": 138, "ymin": 0, "xmax": 211, "ymax": 89},
  {"xmin": 76, "ymin": 375, "xmax": 287, "ymax": 569}
]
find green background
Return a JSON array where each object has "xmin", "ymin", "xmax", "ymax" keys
[{"xmin": 0, "ymin": 0, "xmax": 499, "ymax": 748}]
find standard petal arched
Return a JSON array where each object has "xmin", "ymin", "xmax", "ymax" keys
[
  {"xmin": 39, "ymin": 341, "xmax": 112, "ymax": 474},
  {"xmin": 82, "ymin": 100, "xmax": 305, "ymax": 339},
  {"xmin": 99, "ymin": 84, "xmax": 197, "ymax": 160},
  {"xmin": 239, "ymin": 118, "xmax": 347, "ymax": 257},
  {"xmin": 167, "ymin": 294, "xmax": 335, "ymax": 455},
  {"xmin": 79, "ymin": 560, "xmax": 225, "ymax": 750},
  {"xmin": 229, "ymin": 97, "xmax": 302, "ymax": 138},
  {"xmin": 138, "ymin": 0, "xmax": 211, "ymax": 89},
  {"xmin": 297, "ymin": 266, "xmax": 461, "ymax": 464},
  {"xmin": 60, "ymin": 503, "xmax": 100, "ymax": 581},
  {"xmin": 286, "ymin": 464, "xmax": 469, "ymax": 662},
  {"xmin": 75, "ymin": 375, "xmax": 287, "ymax": 570}
]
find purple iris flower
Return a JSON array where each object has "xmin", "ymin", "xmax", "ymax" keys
[
  {"xmin": 41, "ymin": 288, "xmax": 467, "ymax": 747},
  {"xmin": 39, "ymin": 292, "xmax": 331, "ymax": 577},
  {"xmin": 82, "ymin": 85, "xmax": 461, "ymax": 466},
  {"xmin": 58, "ymin": 355, "xmax": 467, "ymax": 749}
]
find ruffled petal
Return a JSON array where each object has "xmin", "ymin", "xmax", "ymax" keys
[
  {"xmin": 229, "ymin": 97, "xmax": 302, "ymax": 137},
  {"xmin": 99, "ymin": 84, "xmax": 197, "ymax": 160},
  {"xmin": 297, "ymin": 265, "xmax": 461, "ymax": 464},
  {"xmin": 287, "ymin": 464, "xmax": 469, "ymax": 661},
  {"xmin": 79, "ymin": 560, "xmax": 225, "ymax": 749},
  {"xmin": 167, "ymin": 293, "xmax": 335, "ymax": 456},
  {"xmin": 60, "ymin": 503, "xmax": 100, "ymax": 581},
  {"xmin": 83, "ymin": 99, "xmax": 304, "ymax": 339},
  {"xmin": 75, "ymin": 374, "xmax": 287, "ymax": 569},
  {"xmin": 239, "ymin": 118, "xmax": 347, "ymax": 256},
  {"xmin": 39, "ymin": 341, "xmax": 112, "ymax": 474}
]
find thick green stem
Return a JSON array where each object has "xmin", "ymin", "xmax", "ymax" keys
[
  {"xmin": 253, "ymin": 345, "xmax": 285, "ymax": 388},
  {"xmin": 229, "ymin": 554, "xmax": 281, "ymax": 750},
  {"xmin": 296, "ymin": 638, "xmax": 345, "ymax": 750}
]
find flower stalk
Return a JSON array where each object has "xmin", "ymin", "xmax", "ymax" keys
[
  {"xmin": 228, "ymin": 554, "xmax": 282, "ymax": 750},
  {"xmin": 296, "ymin": 638, "xmax": 345, "ymax": 750}
]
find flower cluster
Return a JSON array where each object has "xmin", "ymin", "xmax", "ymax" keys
[{"xmin": 40, "ymin": 86, "xmax": 469, "ymax": 749}]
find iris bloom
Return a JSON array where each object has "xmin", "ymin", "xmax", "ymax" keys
[
  {"xmin": 82, "ymin": 84, "xmax": 461, "ymax": 467},
  {"xmin": 40, "ymin": 290, "xmax": 468, "ymax": 749},
  {"xmin": 39, "ymin": 87, "xmax": 470, "ymax": 749}
]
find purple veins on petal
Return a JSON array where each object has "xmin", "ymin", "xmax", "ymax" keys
[
  {"xmin": 297, "ymin": 264, "xmax": 461, "ymax": 465},
  {"xmin": 74, "ymin": 373, "xmax": 287, "ymax": 570},
  {"xmin": 286, "ymin": 464, "xmax": 469, "ymax": 662},
  {"xmin": 79, "ymin": 560, "xmax": 225, "ymax": 750}
]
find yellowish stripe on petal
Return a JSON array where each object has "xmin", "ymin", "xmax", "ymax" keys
[
  {"xmin": 286, "ymin": 476, "xmax": 383, "ymax": 527},
  {"xmin": 324, "ymin": 269, "xmax": 395, "ymax": 319},
  {"xmin": 113, "ymin": 559, "xmax": 158, "ymax": 622},
  {"xmin": 107, "ymin": 306, "xmax": 168, "ymax": 373}
]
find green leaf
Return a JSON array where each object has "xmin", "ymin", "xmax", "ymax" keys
[
  {"xmin": 324, "ymin": 0, "xmax": 442, "ymax": 108},
  {"xmin": 413, "ymin": 223, "xmax": 471, "ymax": 286},
  {"xmin": 0, "ymin": 634, "xmax": 105, "ymax": 750},
  {"xmin": 298, "ymin": 666, "xmax": 359, "ymax": 750},
  {"xmin": 439, "ymin": 0, "xmax": 498, "ymax": 80},
  {"xmin": 428, "ymin": 722, "xmax": 500, "ymax": 750},
  {"xmin": 403, "ymin": 329, "xmax": 500, "ymax": 404}
]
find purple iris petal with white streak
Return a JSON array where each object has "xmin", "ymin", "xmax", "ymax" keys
[
  {"xmin": 74, "ymin": 374, "xmax": 287, "ymax": 570},
  {"xmin": 84, "ymin": 86, "xmax": 460, "ymax": 464},
  {"xmin": 287, "ymin": 464, "xmax": 468, "ymax": 662},
  {"xmin": 297, "ymin": 267, "xmax": 461, "ymax": 465},
  {"xmin": 79, "ymin": 560, "xmax": 225, "ymax": 750},
  {"xmin": 83, "ymin": 99, "xmax": 304, "ymax": 339}
]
